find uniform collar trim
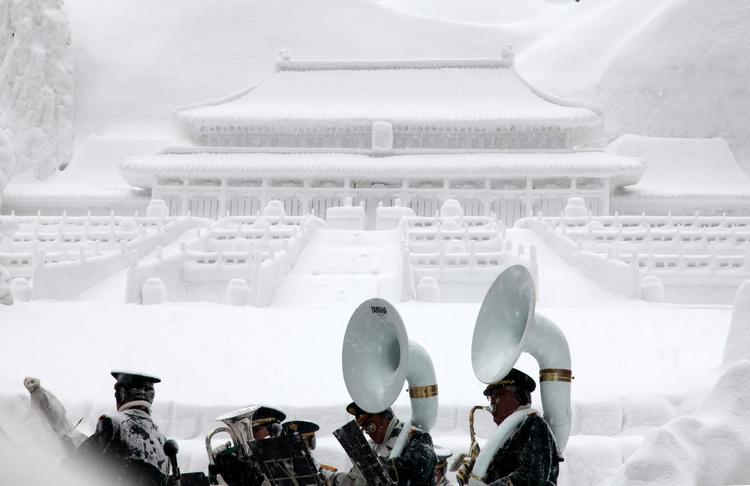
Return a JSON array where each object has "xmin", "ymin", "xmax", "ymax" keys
[{"xmin": 118, "ymin": 400, "xmax": 152, "ymax": 413}]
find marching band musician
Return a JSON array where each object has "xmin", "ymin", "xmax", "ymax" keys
[
  {"xmin": 282, "ymin": 420, "xmax": 339, "ymax": 482},
  {"xmin": 210, "ymin": 406, "xmax": 286, "ymax": 486},
  {"xmin": 282, "ymin": 420, "xmax": 320, "ymax": 451},
  {"xmin": 74, "ymin": 371, "xmax": 170, "ymax": 486},
  {"xmin": 468, "ymin": 368, "xmax": 561, "ymax": 486},
  {"xmin": 433, "ymin": 447, "xmax": 453, "ymax": 486},
  {"xmin": 329, "ymin": 402, "xmax": 436, "ymax": 486}
]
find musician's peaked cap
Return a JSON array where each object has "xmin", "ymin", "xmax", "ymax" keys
[
  {"xmin": 434, "ymin": 446, "xmax": 453, "ymax": 463},
  {"xmin": 346, "ymin": 402, "xmax": 392, "ymax": 426},
  {"xmin": 252, "ymin": 405, "xmax": 286, "ymax": 426},
  {"xmin": 282, "ymin": 420, "xmax": 319, "ymax": 436},
  {"xmin": 111, "ymin": 371, "xmax": 161, "ymax": 387},
  {"xmin": 483, "ymin": 368, "xmax": 536, "ymax": 396}
]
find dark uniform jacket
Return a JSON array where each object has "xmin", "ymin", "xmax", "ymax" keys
[
  {"xmin": 484, "ymin": 413, "xmax": 560, "ymax": 486},
  {"xmin": 332, "ymin": 419, "xmax": 437, "ymax": 486},
  {"xmin": 385, "ymin": 421, "xmax": 438, "ymax": 486},
  {"xmin": 77, "ymin": 408, "xmax": 169, "ymax": 486}
]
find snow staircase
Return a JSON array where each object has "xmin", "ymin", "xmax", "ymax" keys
[{"xmin": 271, "ymin": 228, "xmax": 402, "ymax": 307}]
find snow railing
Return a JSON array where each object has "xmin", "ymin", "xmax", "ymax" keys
[
  {"xmin": 519, "ymin": 214, "xmax": 750, "ymax": 299},
  {"xmin": 538, "ymin": 212, "xmax": 750, "ymax": 259},
  {"xmin": 206, "ymin": 225, "xmax": 301, "ymax": 245},
  {"xmin": 32, "ymin": 217, "xmax": 210, "ymax": 299},
  {"xmin": 401, "ymin": 215, "xmax": 499, "ymax": 230},
  {"xmin": 0, "ymin": 211, "xmax": 190, "ymax": 250},
  {"xmin": 612, "ymin": 250, "xmax": 750, "ymax": 275},
  {"xmin": 540, "ymin": 212, "xmax": 750, "ymax": 232},
  {"xmin": 556, "ymin": 224, "xmax": 750, "ymax": 250},
  {"xmin": 399, "ymin": 213, "xmax": 537, "ymax": 301},
  {"xmin": 125, "ymin": 215, "xmax": 322, "ymax": 306},
  {"xmin": 409, "ymin": 241, "xmax": 536, "ymax": 273}
]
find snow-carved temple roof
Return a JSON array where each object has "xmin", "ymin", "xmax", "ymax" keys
[
  {"xmin": 121, "ymin": 149, "xmax": 643, "ymax": 188},
  {"xmin": 175, "ymin": 55, "xmax": 600, "ymax": 129}
]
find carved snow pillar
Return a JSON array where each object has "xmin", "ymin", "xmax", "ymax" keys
[
  {"xmin": 260, "ymin": 178, "xmax": 270, "ymax": 211},
  {"xmin": 482, "ymin": 178, "xmax": 492, "ymax": 217},
  {"xmin": 219, "ymin": 178, "xmax": 228, "ymax": 218},
  {"xmin": 603, "ymin": 178, "xmax": 611, "ymax": 216},
  {"xmin": 525, "ymin": 177, "xmax": 534, "ymax": 217},
  {"xmin": 181, "ymin": 178, "xmax": 190, "ymax": 216},
  {"xmin": 302, "ymin": 179, "xmax": 311, "ymax": 215}
]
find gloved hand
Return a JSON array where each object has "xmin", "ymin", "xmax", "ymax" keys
[{"xmin": 318, "ymin": 464, "xmax": 338, "ymax": 485}]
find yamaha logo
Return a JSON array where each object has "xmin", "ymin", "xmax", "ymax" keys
[{"xmin": 370, "ymin": 306, "xmax": 387, "ymax": 314}]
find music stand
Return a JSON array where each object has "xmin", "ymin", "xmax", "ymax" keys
[
  {"xmin": 249, "ymin": 433, "xmax": 323, "ymax": 486},
  {"xmin": 332, "ymin": 421, "xmax": 395, "ymax": 486}
]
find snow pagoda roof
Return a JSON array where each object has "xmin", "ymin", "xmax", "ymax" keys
[
  {"xmin": 175, "ymin": 56, "xmax": 600, "ymax": 128},
  {"xmin": 120, "ymin": 149, "xmax": 643, "ymax": 188}
]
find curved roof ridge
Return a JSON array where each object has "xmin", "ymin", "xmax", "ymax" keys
[
  {"xmin": 172, "ymin": 69, "xmax": 276, "ymax": 115},
  {"xmin": 515, "ymin": 67, "xmax": 603, "ymax": 115}
]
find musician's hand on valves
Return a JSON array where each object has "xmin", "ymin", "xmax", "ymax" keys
[{"xmin": 214, "ymin": 473, "xmax": 230, "ymax": 486}]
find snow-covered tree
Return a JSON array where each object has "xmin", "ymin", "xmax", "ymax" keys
[{"xmin": 0, "ymin": 0, "xmax": 73, "ymax": 183}]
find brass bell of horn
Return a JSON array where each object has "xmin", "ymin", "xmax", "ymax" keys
[
  {"xmin": 342, "ymin": 298, "xmax": 438, "ymax": 458},
  {"xmin": 205, "ymin": 404, "xmax": 261, "ymax": 464}
]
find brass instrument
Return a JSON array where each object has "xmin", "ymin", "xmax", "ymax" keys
[
  {"xmin": 205, "ymin": 405, "xmax": 261, "ymax": 465},
  {"xmin": 454, "ymin": 405, "xmax": 490, "ymax": 485}
]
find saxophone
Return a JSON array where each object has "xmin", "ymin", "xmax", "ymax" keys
[{"xmin": 453, "ymin": 405, "xmax": 491, "ymax": 486}]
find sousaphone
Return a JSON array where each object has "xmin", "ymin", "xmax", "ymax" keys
[
  {"xmin": 465, "ymin": 264, "xmax": 572, "ymax": 485},
  {"xmin": 342, "ymin": 298, "xmax": 438, "ymax": 458}
]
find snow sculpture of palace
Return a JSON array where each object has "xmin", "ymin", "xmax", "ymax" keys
[{"xmin": 121, "ymin": 48, "xmax": 643, "ymax": 228}]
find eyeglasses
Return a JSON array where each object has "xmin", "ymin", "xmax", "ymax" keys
[{"xmin": 486, "ymin": 385, "xmax": 517, "ymax": 401}]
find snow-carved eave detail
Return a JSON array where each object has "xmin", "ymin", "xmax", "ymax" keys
[
  {"xmin": 119, "ymin": 149, "xmax": 644, "ymax": 190},
  {"xmin": 516, "ymin": 68, "xmax": 604, "ymax": 115},
  {"xmin": 273, "ymin": 57, "xmax": 514, "ymax": 72},
  {"xmin": 171, "ymin": 70, "xmax": 276, "ymax": 128}
]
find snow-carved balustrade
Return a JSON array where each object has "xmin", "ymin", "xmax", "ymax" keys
[
  {"xmin": 0, "ymin": 210, "xmax": 209, "ymax": 280},
  {"xmin": 27, "ymin": 215, "xmax": 211, "ymax": 299},
  {"xmin": 519, "ymin": 202, "xmax": 750, "ymax": 303},
  {"xmin": 125, "ymin": 205, "xmax": 323, "ymax": 306},
  {"xmin": 400, "ymin": 199, "xmax": 537, "ymax": 302}
]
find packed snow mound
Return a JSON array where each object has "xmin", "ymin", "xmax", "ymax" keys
[
  {"xmin": 595, "ymin": 0, "xmax": 750, "ymax": 172},
  {"xmin": 723, "ymin": 280, "xmax": 750, "ymax": 366},
  {"xmin": 609, "ymin": 360, "xmax": 750, "ymax": 486},
  {"xmin": 374, "ymin": 0, "xmax": 565, "ymax": 25},
  {"xmin": 0, "ymin": 0, "xmax": 73, "ymax": 180},
  {"xmin": 516, "ymin": 0, "xmax": 676, "ymax": 96}
]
